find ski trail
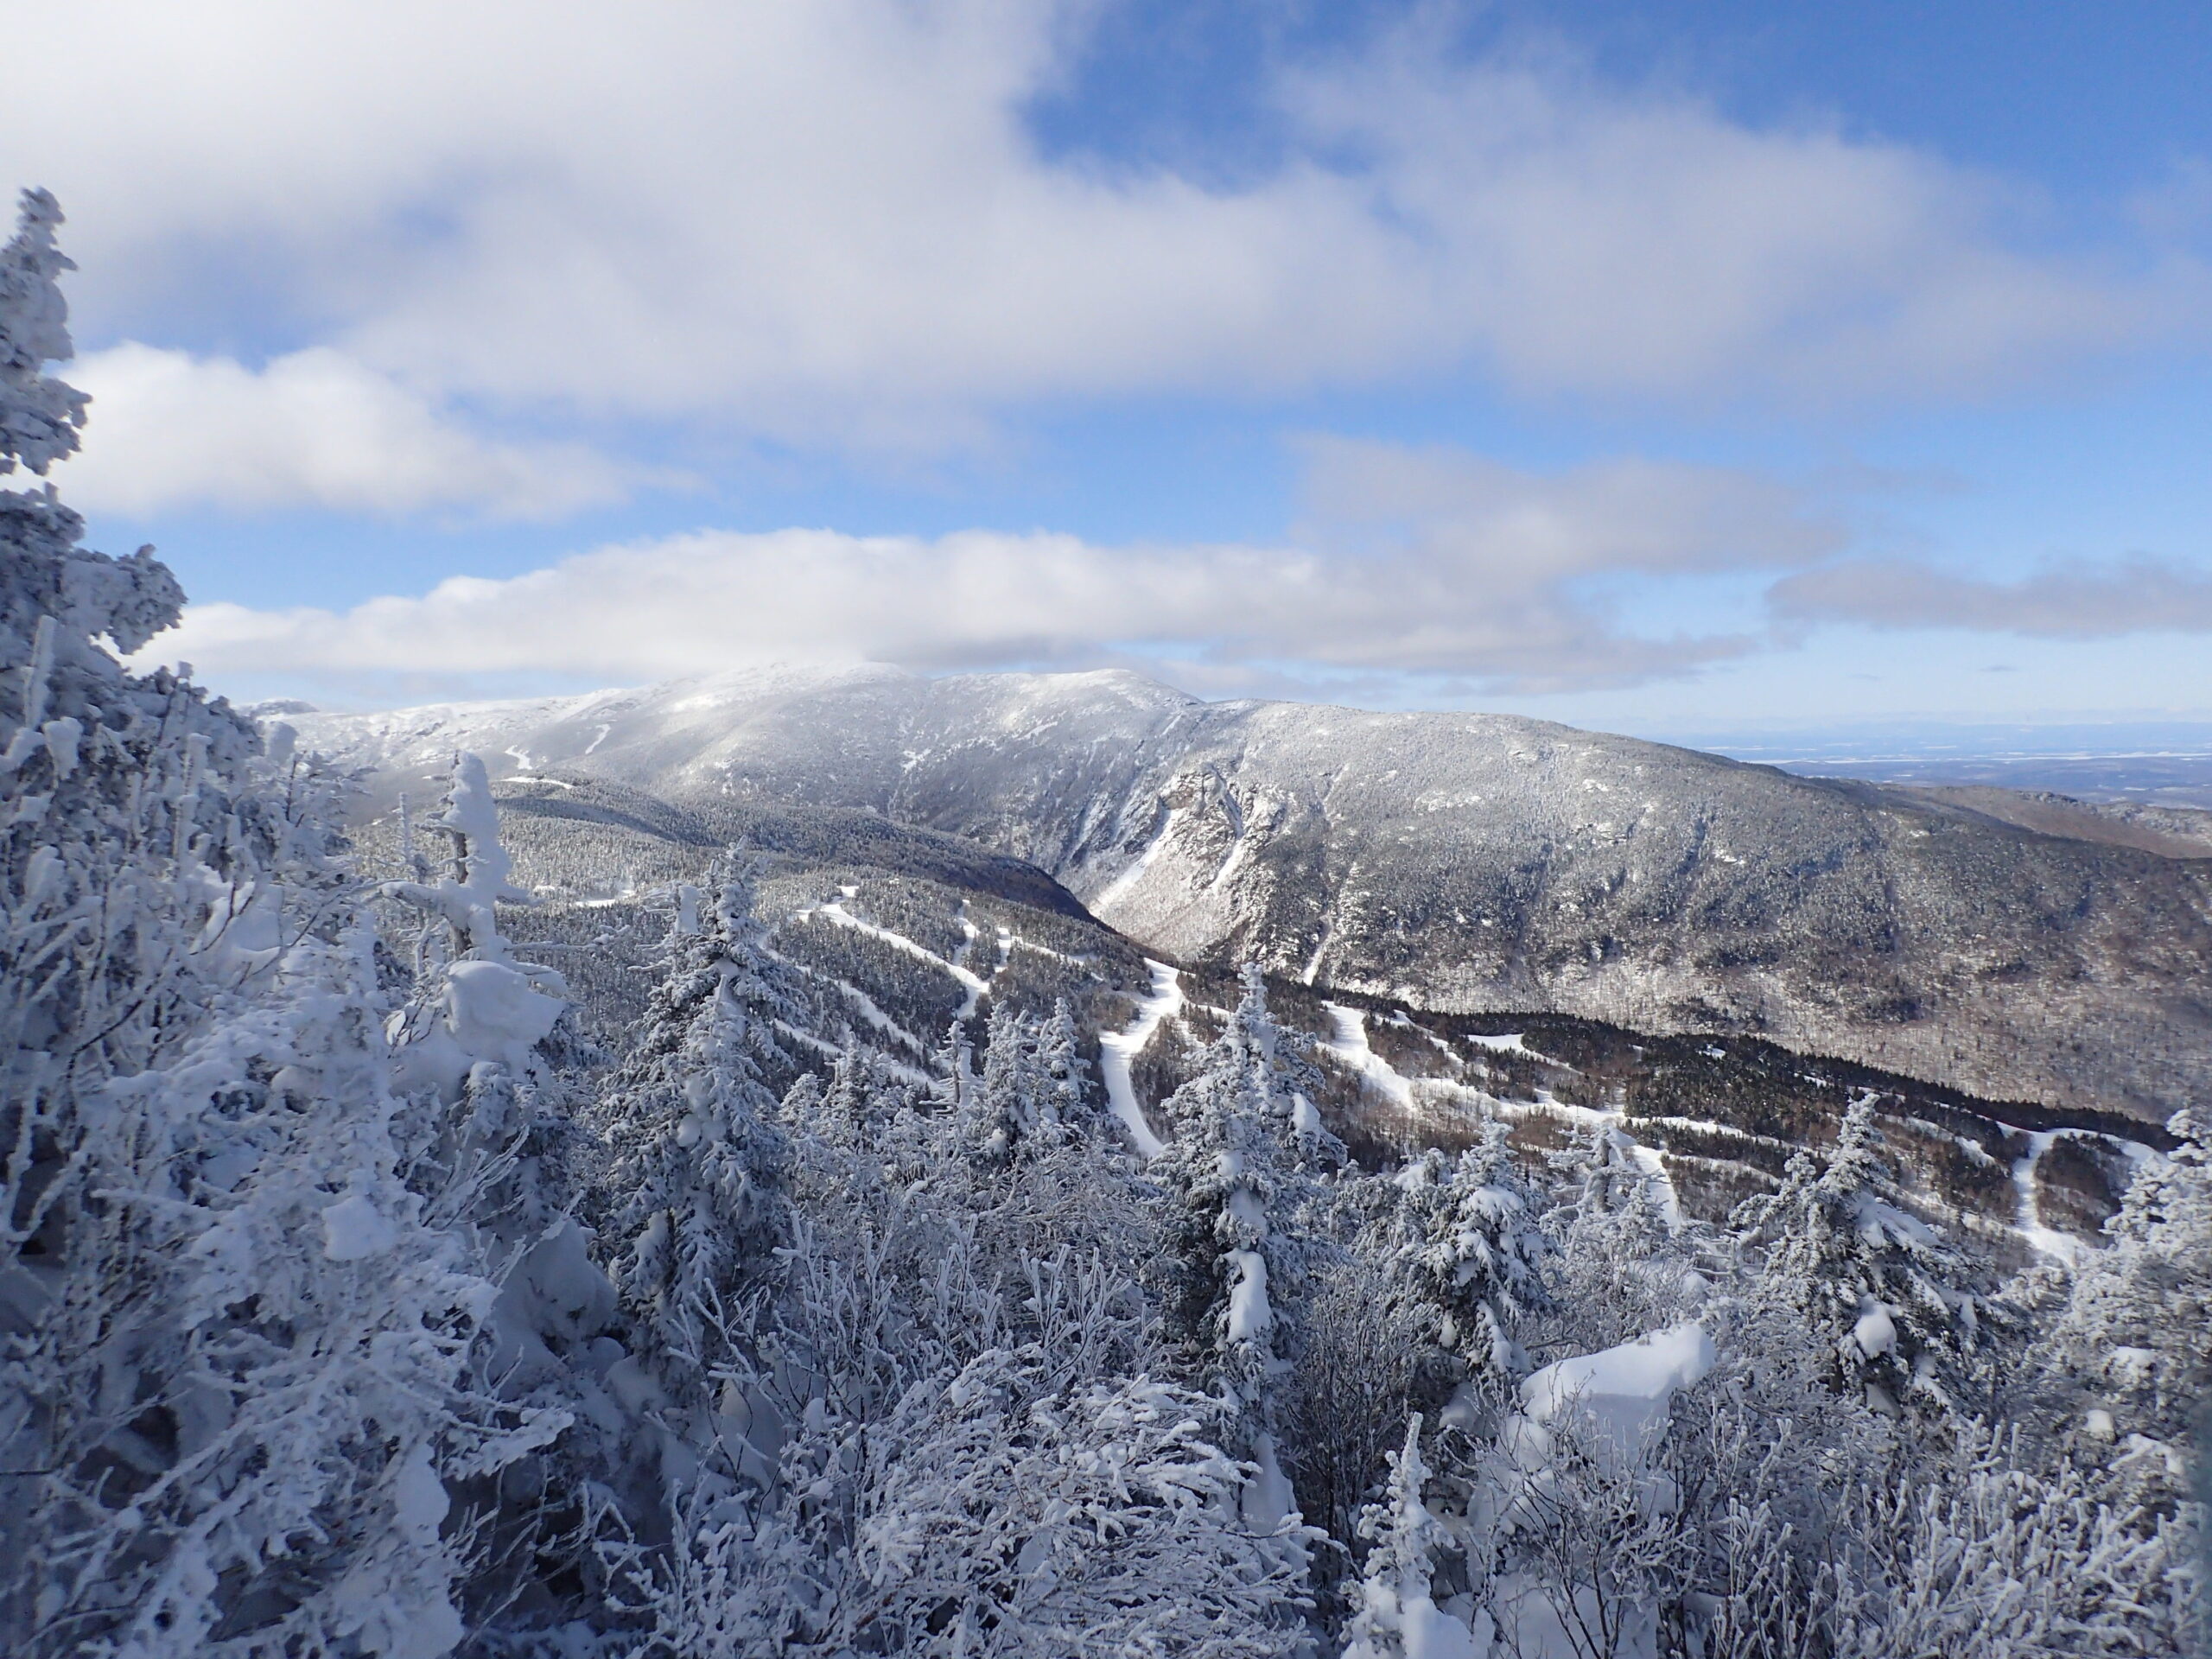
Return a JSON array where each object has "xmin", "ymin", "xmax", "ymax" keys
[
  {"xmin": 1298, "ymin": 922, "xmax": 1332, "ymax": 986},
  {"xmin": 810, "ymin": 899, "xmax": 990, "ymax": 1020},
  {"xmin": 1320, "ymin": 1004, "xmax": 1414, "ymax": 1110},
  {"xmin": 2012, "ymin": 1131, "xmax": 2082, "ymax": 1265},
  {"xmin": 1098, "ymin": 961, "xmax": 1179, "ymax": 1158},
  {"xmin": 765, "ymin": 946, "xmax": 929, "ymax": 1058}
]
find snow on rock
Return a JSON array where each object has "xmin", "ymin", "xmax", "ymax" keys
[{"xmin": 1519, "ymin": 1321, "xmax": 1715, "ymax": 1464}]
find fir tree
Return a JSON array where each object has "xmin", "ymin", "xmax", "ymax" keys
[
  {"xmin": 594, "ymin": 861, "xmax": 793, "ymax": 1406},
  {"xmin": 2039, "ymin": 1105, "xmax": 2212, "ymax": 1516},
  {"xmin": 1039, "ymin": 995, "xmax": 1093, "ymax": 1133},
  {"xmin": 1147, "ymin": 965, "xmax": 1332, "ymax": 1566},
  {"xmin": 1377, "ymin": 1121, "xmax": 1553, "ymax": 1382},
  {"xmin": 1732, "ymin": 1094, "xmax": 1981, "ymax": 1412},
  {"xmin": 1341, "ymin": 1415, "xmax": 1478, "ymax": 1659},
  {"xmin": 0, "ymin": 194, "xmax": 562, "ymax": 1656}
]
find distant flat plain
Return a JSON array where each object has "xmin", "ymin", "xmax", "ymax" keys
[{"xmin": 1690, "ymin": 722, "xmax": 2212, "ymax": 809}]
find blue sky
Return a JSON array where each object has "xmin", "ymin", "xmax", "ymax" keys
[{"xmin": 6, "ymin": 0, "xmax": 2209, "ymax": 737}]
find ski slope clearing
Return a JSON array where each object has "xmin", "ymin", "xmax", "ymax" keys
[
  {"xmin": 1322, "ymin": 1003, "xmax": 1416, "ymax": 1111},
  {"xmin": 808, "ymin": 895, "xmax": 990, "ymax": 1019},
  {"xmin": 1098, "ymin": 960, "xmax": 1180, "ymax": 1157}
]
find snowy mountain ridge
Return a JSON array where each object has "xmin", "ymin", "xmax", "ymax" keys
[{"xmin": 292, "ymin": 664, "xmax": 2212, "ymax": 1124}]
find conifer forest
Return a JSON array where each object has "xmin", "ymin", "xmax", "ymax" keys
[{"xmin": 2, "ymin": 190, "xmax": 2206, "ymax": 1657}]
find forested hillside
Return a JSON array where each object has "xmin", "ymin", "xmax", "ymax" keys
[
  {"xmin": 291, "ymin": 658, "xmax": 2212, "ymax": 1126},
  {"xmin": 4, "ymin": 192, "xmax": 2206, "ymax": 1656}
]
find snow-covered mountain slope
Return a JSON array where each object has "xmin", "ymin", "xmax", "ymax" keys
[
  {"xmin": 291, "ymin": 665, "xmax": 2212, "ymax": 1122},
  {"xmin": 346, "ymin": 769, "xmax": 2158, "ymax": 1253}
]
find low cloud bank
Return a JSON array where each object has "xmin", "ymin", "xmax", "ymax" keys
[{"xmin": 150, "ymin": 450, "xmax": 1832, "ymax": 697}]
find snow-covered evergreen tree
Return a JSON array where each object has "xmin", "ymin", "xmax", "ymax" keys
[
  {"xmin": 1732, "ymin": 1095, "xmax": 1981, "ymax": 1412},
  {"xmin": 0, "ymin": 193, "xmax": 563, "ymax": 1656},
  {"xmin": 1039, "ymin": 996, "xmax": 1093, "ymax": 1134},
  {"xmin": 1341, "ymin": 1415, "xmax": 1478, "ymax": 1659},
  {"xmin": 672, "ymin": 1324, "xmax": 1314, "ymax": 1656},
  {"xmin": 1376, "ymin": 1122, "xmax": 1553, "ymax": 1382},
  {"xmin": 1538, "ymin": 1122, "xmax": 1707, "ymax": 1362},
  {"xmin": 1151, "ymin": 982, "xmax": 1298, "ymax": 1394},
  {"xmin": 963, "ymin": 1001, "xmax": 1046, "ymax": 1164},
  {"xmin": 2037, "ymin": 1103, "xmax": 2211, "ymax": 1522},
  {"xmin": 593, "ymin": 863, "xmax": 792, "ymax": 1409},
  {"xmin": 0, "ymin": 188, "xmax": 90, "ymax": 474},
  {"xmin": 1822, "ymin": 1420, "xmax": 2201, "ymax": 1658},
  {"xmin": 1144, "ymin": 965, "xmax": 1337, "ymax": 1575}
]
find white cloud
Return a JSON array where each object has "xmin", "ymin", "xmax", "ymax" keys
[
  {"xmin": 143, "ymin": 449, "xmax": 1835, "ymax": 696},
  {"xmin": 1769, "ymin": 555, "xmax": 2212, "ymax": 636},
  {"xmin": 5, "ymin": 2, "xmax": 2200, "ymax": 446},
  {"xmin": 48, "ymin": 344, "xmax": 671, "ymax": 519},
  {"xmin": 1298, "ymin": 436, "xmax": 1839, "ymax": 577}
]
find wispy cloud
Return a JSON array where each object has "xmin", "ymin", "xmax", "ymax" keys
[{"xmin": 1769, "ymin": 556, "xmax": 2212, "ymax": 637}]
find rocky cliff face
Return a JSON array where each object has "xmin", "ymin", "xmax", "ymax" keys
[{"xmin": 292, "ymin": 664, "xmax": 2212, "ymax": 1122}]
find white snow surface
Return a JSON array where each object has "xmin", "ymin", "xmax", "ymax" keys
[
  {"xmin": 444, "ymin": 959, "xmax": 563, "ymax": 1065},
  {"xmin": 1520, "ymin": 1321, "xmax": 1715, "ymax": 1460},
  {"xmin": 1404, "ymin": 1604, "xmax": 1481, "ymax": 1659},
  {"xmin": 1322, "ymin": 1003, "xmax": 1415, "ymax": 1109},
  {"xmin": 1225, "ymin": 1249, "xmax": 1273, "ymax": 1344},
  {"xmin": 1349, "ymin": 1596, "xmax": 1479, "ymax": 1659},
  {"xmin": 1852, "ymin": 1300, "xmax": 1899, "ymax": 1361},
  {"xmin": 321, "ymin": 1191, "xmax": 400, "ymax": 1262},
  {"xmin": 1096, "ymin": 959, "xmax": 1179, "ymax": 1157},
  {"xmin": 1238, "ymin": 1431, "xmax": 1299, "ymax": 1538}
]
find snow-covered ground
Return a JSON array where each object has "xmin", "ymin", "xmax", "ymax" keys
[
  {"xmin": 1321, "ymin": 1003, "xmax": 1415, "ymax": 1110},
  {"xmin": 1097, "ymin": 960, "xmax": 1180, "ymax": 1157}
]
